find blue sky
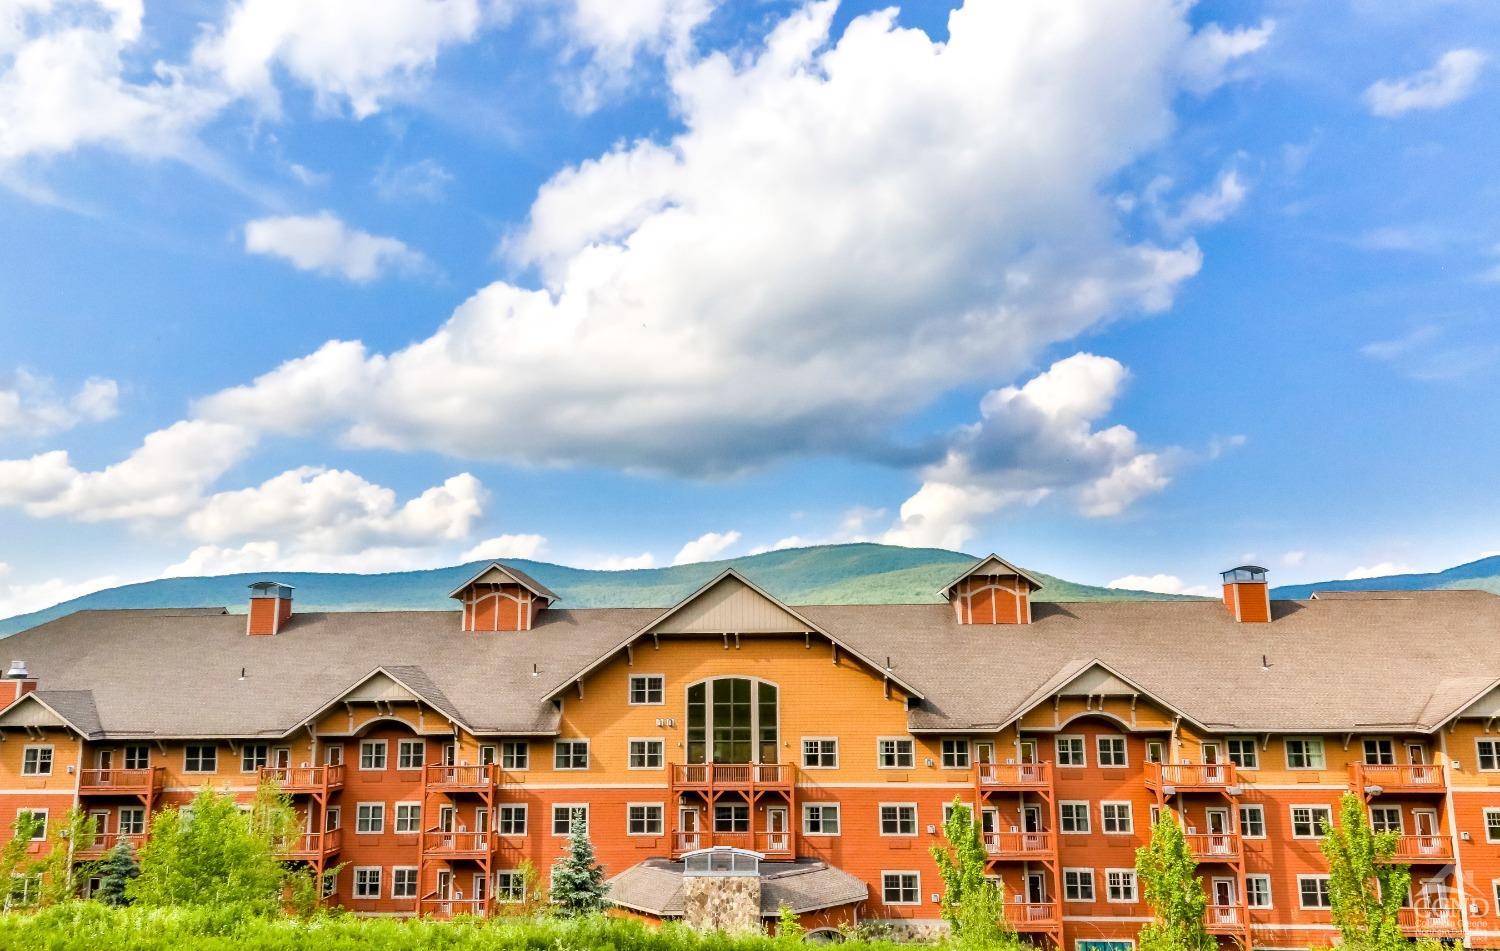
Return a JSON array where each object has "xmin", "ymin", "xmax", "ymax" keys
[{"xmin": 1, "ymin": 0, "xmax": 1498, "ymax": 616}]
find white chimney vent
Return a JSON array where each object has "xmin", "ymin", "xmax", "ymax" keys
[{"xmin": 5, "ymin": 660, "xmax": 29, "ymax": 680}]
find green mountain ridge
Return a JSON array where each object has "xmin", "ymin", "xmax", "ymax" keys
[
  {"xmin": 0, "ymin": 543, "xmax": 1196, "ymax": 637},
  {"xmin": 1268, "ymin": 554, "xmax": 1500, "ymax": 599}
]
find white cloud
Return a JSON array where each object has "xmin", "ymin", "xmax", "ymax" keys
[
  {"xmin": 0, "ymin": 569, "xmax": 132, "ymax": 620},
  {"xmin": 244, "ymin": 212, "xmax": 427, "ymax": 282},
  {"xmin": 1162, "ymin": 168, "xmax": 1248, "ymax": 233},
  {"xmin": 0, "ymin": 370, "xmax": 118, "ymax": 437},
  {"xmin": 558, "ymin": 0, "xmax": 716, "ymax": 110},
  {"xmin": 583, "ymin": 552, "xmax": 657, "ymax": 571},
  {"xmin": 159, "ymin": 541, "xmax": 461, "ymax": 577},
  {"xmin": 461, "ymin": 533, "xmax": 549, "ymax": 562},
  {"xmin": 1281, "ymin": 550, "xmax": 1306, "ymax": 567},
  {"xmin": 373, "ymin": 158, "xmax": 454, "ymax": 202},
  {"xmin": 1106, "ymin": 574, "xmax": 1214, "ymax": 597},
  {"xmin": 1178, "ymin": 18, "xmax": 1275, "ymax": 94},
  {"xmin": 671, "ymin": 530, "xmax": 741, "ymax": 565},
  {"xmin": 1365, "ymin": 49, "xmax": 1486, "ymax": 118},
  {"xmin": 1343, "ymin": 562, "xmax": 1413, "ymax": 580}
]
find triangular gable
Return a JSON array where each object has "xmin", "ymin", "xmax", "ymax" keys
[
  {"xmin": 0, "ymin": 692, "xmax": 88, "ymax": 736},
  {"xmin": 936, "ymin": 553, "xmax": 1045, "ymax": 597},
  {"xmin": 1424, "ymin": 675, "xmax": 1500, "ymax": 731},
  {"xmin": 447, "ymin": 562, "xmax": 559, "ymax": 604},
  {"xmin": 998, "ymin": 658, "xmax": 1208, "ymax": 732},
  {"xmin": 292, "ymin": 666, "xmax": 470, "ymax": 736}
]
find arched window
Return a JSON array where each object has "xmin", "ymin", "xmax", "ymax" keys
[{"xmin": 686, "ymin": 677, "xmax": 778, "ymax": 765}]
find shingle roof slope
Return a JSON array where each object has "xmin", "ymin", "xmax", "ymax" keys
[{"xmin": 606, "ymin": 859, "xmax": 867, "ymax": 917}]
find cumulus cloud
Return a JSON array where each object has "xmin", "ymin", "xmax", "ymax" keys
[
  {"xmin": 584, "ymin": 552, "xmax": 657, "ymax": 571},
  {"xmin": 1106, "ymin": 574, "xmax": 1214, "ymax": 597},
  {"xmin": 461, "ymin": 533, "xmax": 549, "ymax": 562},
  {"xmin": 1343, "ymin": 562, "xmax": 1414, "ymax": 580},
  {"xmin": 672, "ymin": 530, "xmax": 741, "ymax": 565},
  {"xmin": 1365, "ymin": 49, "xmax": 1487, "ymax": 117},
  {"xmin": 558, "ymin": 0, "xmax": 716, "ymax": 109},
  {"xmin": 0, "ymin": 370, "xmax": 118, "ymax": 437},
  {"xmin": 1178, "ymin": 18, "xmax": 1275, "ymax": 94},
  {"xmin": 0, "ymin": 566, "xmax": 133, "ymax": 620},
  {"xmin": 1161, "ymin": 168, "xmax": 1249, "ymax": 233},
  {"xmin": 244, "ymin": 213, "xmax": 427, "ymax": 282}
]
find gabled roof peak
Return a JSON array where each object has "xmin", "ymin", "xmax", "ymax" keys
[
  {"xmin": 937, "ymin": 553, "xmax": 1045, "ymax": 597},
  {"xmin": 448, "ymin": 561, "xmax": 559, "ymax": 604}
]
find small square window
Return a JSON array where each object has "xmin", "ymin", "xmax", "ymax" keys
[
  {"xmin": 241, "ymin": 744, "xmax": 269, "ymax": 772},
  {"xmin": 1299, "ymin": 876, "xmax": 1331, "ymax": 909},
  {"xmin": 1239, "ymin": 805, "xmax": 1266, "ymax": 838},
  {"xmin": 1370, "ymin": 806, "xmax": 1402, "ymax": 834},
  {"xmin": 555, "ymin": 740, "xmax": 589, "ymax": 770},
  {"xmin": 1101, "ymin": 802, "xmax": 1133, "ymax": 834},
  {"xmin": 1291, "ymin": 805, "xmax": 1332, "ymax": 839},
  {"xmin": 353, "ymin": 867, "xmax": 382, "ymax": 899},
  {"xmin": 123, "ymin": 745, "xmax": 150, "ymax": 770},
  {"xmin": 359, "ymin": 740, "xmax": 387, "ymax": 771},
  {"xmin": 394, "ymin": 803, "xmax": 421, "ymax": 834},
  {"xmin": 1064, "ymin": 869, "xmax": 1095, "ymax": 902},
  {"xmin": 356, "ymin": 803, "xmax": 385, "ymax": 834},
  {"xmin": 1364, "ymin": 739, "xmax": 1395, "ymax": 766},
  {"xmin": 1106, "ymin": 869, "xmax": 1136, "ymax": 903},
  {"xmin": 628, "ymin": 739, "xmax": 664, "ymax": 770},
  {"xmin": 396, "ymin": 739, "xmax": 425, "ymax": 770},
  {"xmin": 501, "ymin": 741, "xmax": 529, "ymax": 770},
  {"xmin": 391, "ymin": 867, "xmax": 418, "ymax": 899},
  {"xmin": 1286, "ymin": 738, "xmax": 1326, "ymax": 770},
  {"xmin": 552, "ymin": 804, "xmax": 588, "ymax": 835},
  {"xmin": 714, "ymin": 804, "xmax": 750, "ymax": 833},
  {"xmin": 627, "ymin": 804, "xmax": 663, "ymax": 836},
  {"xmin": 941, "ymin": 739, "xmax": 970, "ymax": 769},
  {"xmin": 20, "ymin": 746, "xmax": 52, "ymax": 777},
  {"xmin": 1060, "ymin": 802, "xmax": 1090, "ymax": 834},
  {"xmin": 628, "ymin": 675, "xmax": 665, "ymax": 705},
  {"xmin": 1144, "ymin": 740, "xmax": 1165, "ymax": 764},
  {"xmin": 1479, "ymin": 739, "xmax": 1500, "ymax": 772},
  {"xmin": 1097, "ymin": 737, "xmax": 1127, "ymax": 768},
  {"xmin": 118, "ymin": 807, "xmax": 146, "ymax": 835},
  {"xmin": 878, "ymin": 738, "xmax": 915, "ymax": 769},
  {"xmin": 1056, "ymin": 735, "xmax": 1086, "ymax": 767},
  {"xmin": 1227, "ymin": 737, "xmax": 1258, "ymax": 769},
  {"xmin": 16, "ymin": 810, "xmax": 47, "ymax": 841},
  {"xmin": 882, "ymin": 872, "xmax": 919, "ymax": 905},
  {"xmin": 802, "ymin": 738, "xmax": 838, "ymax": 768},
  {"xmin": 496, "ymin": 871, "xmax": 526, "ymax": 902},
  {"xmin": 1247, "ymin": 875, "xmax": 1272, "ymax": 909},
  {"xmin": 498, "ymin": 805, "xmax": 527, "ymax": 836},
  {"xmin": 1484, "ymin": 809, "xmax": 1500, "ymax": 843},
  {"xmin": 183, "ymin": 744, "xmax": 217, "ymax": 774},
  {"xmin": 880, "ymin": 804, "xmax": 917, "ymax": 836},
  {"xmin": 803, "ymin": 804, "xmax": 841, "ymax": 835}
]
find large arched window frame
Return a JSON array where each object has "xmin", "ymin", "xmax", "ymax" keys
[{"xmin": 684, "ymin": 677, "xmax": 779, "ymax": 765}]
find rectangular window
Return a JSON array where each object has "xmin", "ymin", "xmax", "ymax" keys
[
  {"xmin": 880, "ymin": 804, "xmax": 918, "ymax": 836},
  {"xmin": 628, "ymin": 739, "xmax": 664, "ymax": 770},
  {"xmin": 803, "ymin": 804, "xmax": 841, "ymax": 835},
  {"xmin": 882, "ymin": 872, "xmax": 920, "ymax": 905},
  {"xmin": 1060, "ymin": 801, "xmax": 1091, "ymax": 834},
  {"xmin": 802, "ymin": 738, "xmax": 839, "ymax": 769},
  {"xmin": 241, "ymin": 744, "xmax": 269, "ymax": 773},
  {"xmin": 555, "ymin": 740, "xmax": 589, "ymax": 770},
  {"xmin": 1364, "ymin": 738, "xmax": 1395, "ymax": 766},
  {"xmin": 877, "ymin": 738, "xmax": 915, "ymax": 769},
  {"xmin": 123, "ymin": 745, "xmax": 149, "ymax": 770},
  {"xmin": 1370, "ymin": 806, "xmax": 1403, "ymax": 834},
  {"xmin": 440, "ymin": 743, "xmax": 456, "ymax": 766},
  {"xmin": 1239, "ymin": 805, "xmax": 1266, "ymax": 838},
  {"xmin": 501, "ymin": 741, "xmax": 529, "ymax": 770},
  {"xmin": 391, "ymin": 867, "xmax": 418, "ymax": 899},
  {"xmin": 1298, "ymin": 876, "xmax": 1331, "ymax": 909},
  {"xmin": 1247, "ymin": 875, "xmax": 1272, "ymax": 909},
  {"xmin": 714, "ymin": 804, "xmax": 750, "ymax": 833},
  {"xmin": 1145, "ymin": 740, "xmax": 1165, "ymax": 764},
  {"xmin": 496, "ymin": 871, "xmax": 525, "ymax": 902},
  {"xmin": 1291, "ymin": 805, "xmax": 1333, "ymax": 839},
  {"xmin": 497, "ymin": 805, "xmax": 527, "ymax": 836},
  {"xmin": 1097, "ymin": 736, "xmax": 1128, "ymax": 767},
  {"xmin": 1479, "ymin": 739, "xmax": 1500, "ymax": 771},
  {"xmin": 1106, "ymin": 868, "xmax": 1137, "ymax": 903},
  {"xmin": 552, "ymin": 804, "xmax": 587, "ymax": 836},
  {"xmin": 1101, "ymin": 802, "xmax": 1133, "ymax": 834},
  {"xmin": 183, "ymin": 744, "xmax": 217, "ymax": 773},
  {"xmin": 1484, "ymin": 809, "xmax": 1500, "ymax": 843},
  {"xmin": 627, "ymin": 804, "xmax": 664, "ymax": 836},
  {"xmin": 16, "ymin": 809, "xmax": 47, "ymax": 841},
  {"xmin": 353, "ymin": 867, "xmax": 382, "ymax": 899},
  {"xmin": 118, "ymin": 807, "xmax": 146, "ymax": 836},
  {"xmin": 1227, "ymin": 737, "xmax": 1258, "ymax": 769},
  {"xmin": 359, "ymin": 740, "xmax": 387, "ymax": 771},
  {"xmin": 1064, "ymin": 868, "xmax": 1095, "ymax": 902},
  {"xmin": 326, "ymin": 807, "xmax": 341, "ymax": 831},
  {"xmin": 628, "ymin": 674, "xmax": 665, "ymax": 705},
  {"xmin": 1056, "ymin": 735, "xmax": 1086, "ymax": 767},
  {"xmin": 356, "ymin": 803, "xmax": 385, "ymax": 834},
  {"xmin": 396, "ymin": 739, "xmax": 425, "ymax": 770},
  {"xmin": 321, "ymin": 870, "xmax": 337, "ymax": 898},
  {"xmin": 394, "ymin": 802, "xmax": 421, "ymax": 834},
  {"xmin": 20, "ymin": 746, "xmax": 52, "ymax": 777},
  {"xmin": 941, "ymin": 738, "xmax": 970, "ymax": 769},
  {"xmin": 1285, "ymin": 737, "xmax": 1326, "ymax": 770}
]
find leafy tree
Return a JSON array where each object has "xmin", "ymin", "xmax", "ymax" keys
[
  {"xmin": 35, "ymin": 808, "xmax": 98, "ymax": 905},
  {"xmin": 1320, "ymin": 792, "xmax": 1410, "ymax": 951},
  {"xmin": 0, "ymin": 812, "xmax": 43, "ymax": 910},
  {"xmin": 929, "ymin": 798, "xmax": 1015, "ymax": 948},
  {"xmin": 93, "ymin": 841, "xmax": 139, "ymax": 906},
  {"xmin": 1135, "ymin": 811, "xmax": 1215, "ymax": 951},
  {"xmin": 775, "ymin": 902, "xmax": 805, "ymax": 942},
  {"xmin": 549, "ymin": 810, "xmax": 607, "ymax": 916}
]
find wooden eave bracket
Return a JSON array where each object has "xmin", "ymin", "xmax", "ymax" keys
[{"xmin": 575, "ymin": 680, "xmax": 584, "ymax": 700}]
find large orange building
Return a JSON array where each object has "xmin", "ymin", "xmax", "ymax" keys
[{"xmin": 2, "ymin": 555, "xmax": 1499, "ymax": 949}]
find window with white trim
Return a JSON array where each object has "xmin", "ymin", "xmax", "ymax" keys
[
  {"xmin": 356, "ymin": 803, "xmax": 385, "ymax": 834},
  {"xmin": 880, "ymin": 804, "xmax": 917, "ymax": 836},
  {"xmin": 1097, "ymin": 736, "xmax": 1127, "ymax": 767},
  {"xmin": 1370, "ymin": 806, "xmax": 1402, "ymax": 834},
  {"xmin": 1145, "ymin": 740, "xmax": 1165, "ymax": 764},
  {"xmin": 391, "ymin": 867, "xmax": 418, "ymax": 899},
  {"xmin": 1227, "ymin": 737, "xmax": 1258, "ymax": 769},
  {"xmin": 555, "ymin": 740, "xmax": 589, "ymax": 770},
  {"xmin": 1056, "ymin": 735, "xmax": 1086, "ymax": 767},
  {"xmin": 16, "ymin": 809, "xmax": 46, "ymax": 840},
  {"xmin": 1291, "ymin": 805, "xmax": 1332, "ymax": 839},
  {"xmin": 1479, "ymin": 739, "xmax": 1500, "ymax": 772},
  {"xmin": 501, "ymin": 741, "xmax": 529, "ymax": 770},
  {"xmin": 394, "ymin": 802, "xmax": 421, "ymax": 834},
  {"xmin": 881, "ymin": 872, "xmax": 919, "ymax": 905},
  {"xmin": 1247, "ymin": 875, "xmax": 1272, "ymax": 909},
  {"xmin": 321, "ymin": 869, "xmax": 338, "ymax": 898},
  {"xmin": 877, "ymin": 737, "xmax": 915, "ymax": 769},
  {"xmin": 1285, "ymin": 737, "xmax": 1326, "ymax": 770},
  {"xmin": 1101, "ymin": 802, "xmax": 1133, "ymax": 834},
  {"xmin": 1060, "ymin": 801, "xmax": 1090, "ymax": 834},
  {"xmin": 714, "ymin": 803, "xmax": 749, "ymax": 833},
  {"xmin": 628, "ymin": 674, "xmax": 665, "ymax": 705},
  {"xmin": 802, "ymin": 738, "xmax": 838, "ymax": 769},
  {"xmin": 353, "ymin": 867, "xmax": 382, "ymax": 899},
  {"xmin": 497, "ymin": 804, "xmax": 527, "ymax": 836},
  {"xmin": 496, "ymin": 871, "xmax": 526, "ymax": 902},
  {"xmin": 941, "ymin": 738, "xmax": 970, "ymax": 769},
  {"xmin": 479, "ymin": 744, "xmax": 497, "ymax": 766},
  {"xmin": 1106, "ymin": 868, "xmax": 1137, "ymax": 903},
  {"xmin": 1363, "ymin": 738, "xmax": 1395, "ymax": 766},
  {"xmin": 118, "ymin": 807, "xmax": 146, "ymax": 836},
  {"xmin": 552, "ymin": 804, "xmax": 587, "ymax": 835},
  {"xmin": 326, "ymin": 806, "xmax": 341, "ymax": 831},
  {"xmin": 20, "ymin": 746, "xmax": 52, "ymax": 777},
  {"xmin": 628, "ymin": 739, "xmax": 664, "ymax": 770},
  {"xmin": 1484, "ymin": 808, "xmax": 1500, "ymax": 843},
  {"xmin": 1298, "ymin": 875, "xmax": 1331, "ymax": 909},
  {"xmin": 803, "ymin": 804, "xmax": 841, "ymax": 835},
  {"xmin": 123, "ymin": 744, "xmax": 149, "ymax": 770},
  {"xmin": 397, "ymin": 739, "xmax": 425, "ymax": 770},
  {"xmin": 359, "ymin": 740, "xmax": 387, "ymax": 771},
  {"xmin": 627, "ymin": 804, "xmax": 664, "ymax": 836},
  {"xmin": 183, "ymin": 744, "xmax": 216, "ymax": 773},
  {"xmin": 241, "ymin": 744, "xmax": 269, "ymax": 772},
  {"xmin": 1064, "ymin": 868, "xmax": 1095, "ymax": 902},
  {"xmin": 1239, "ymin": 805, "xmax": 1266, "ymax": 838}
]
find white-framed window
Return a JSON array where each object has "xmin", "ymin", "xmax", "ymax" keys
[
  {"xmin": 1227, "ymin": 737, "xmax": 1258, "ymax": 769},
  {"xmin": 877, "ymin": 737, "xmax": 915, "ymax": 769},
  {"xmin": 497, "ymin": 804, "xmax": 527, "ymax": 836},
  {"xmin": 356, "ymin": 802, "xmax": 385, "ymax": 834},
  {"xmin": 881, "ymin": 871, "xmax": 920, "ymax": 905},
  {"xmin": 628, "ymin": 674, "xmax": 665, "ymax": 705},
  {"xmin": 440, "ymin": 743, "xmax": 456, "ymax": 767},
  {"xmin": 479, "ymin": 744, "xmax": 498, "ymax": 766},
  {"xmin": 391, "ymin": 866, "xmax": 418, "ymax": 899},
  {"xmin": 803, "ymin": 803, "xmax": 841, "ymax": 835},
  {"xmin": 1484, "ymin": 808, "xmax": 1500, "ymax": 843},
  {"xmin": 627, "ymin": 803, "xmax": 664, "ymax": 836},
  {"xmin": 501, "ymin": 741, "xmax": 529, "ymax": 770},
  {"xmin": 1101, "ymin": 802, "xmax": 1133, "ymax": 834},
  {"xmin": 321, "ymin": 869, "xmax": 338, "ymax": 898},
  {"xmin": 495, "ymin": 870, "xmax": 526, "ymax": 903},
  {"xmin": 1239, "ymin": 804, "xmax": 1266, "ymax": 838},
  {"xmin": 123, "ymin": 744, "xmax": 150, "ymax": 770},
  {"xmin": 359, "ymin": 740, "xmax": 387, "ymax": 771},
  {"xmin": 1247, "ymin": 875, "xmax": 1272, "ymax": 909},
  {"xmin": 393, "ymin": 802, "xmax": 421, "ymax": 834},
  {"xmin": 1285, "ymin": 737, "xmax": 1326, "ymax": 770},
  {"xmin": 1064, "ymin": 868, "xmax": 1095, "ymax": 902},
  {"xmin": 1060, "ymin": 801, "xmax": 1090, "ymax": 834},
  {"xmin": 1144, "ymin": 739, "xmax": 1165, "ymax": 764},
  {"xmin": 183, "ymin": 744, "xmax": 216, "ymax": 773},
  {"xmin": 396, "ymin": 739, "xmax": 425, "ymax": 770},
  {"xmin": 1291, "ymin": 805, "xmax": 1333, "ymax": 839},
  {"xmin": 714, "ymin": 803, "xmax": 749, "ymax": 832},
  {"xmin": 1097, "ymin": 736, "xmax": 1128, "ymax": 768},
  {"xmin": 802, "ymin": 738, "xmax": 839, "ymax": 769},
  {"xmin": 1106, "ymin": 868, "xmax": 1137, "ymax": 903},
  {"xmin": 16, "ymin": 808, "xmax": 47, "ymax": 840},
  {"xmin": 20, "ymin": 745, "xmax": 53, "ymax": 777},
  {"xmin": 1478, "ymin": 739, "xmax": 1500, "ymax": 772},
  {"xmin": 241, "ymin": 743, "xmax": 270, "ymax": 772},
  {"xmin": 879, "ymin": 803, "xmax": 918, "ymax": 836},
  {"xmin": 1370, "ymin": 805, "xmax": 1403, "ymax": 834},
  {"xmin": 324, "ymin": 744, "xmax": 344, "ymax": 767},
  {"xmin": 628, "ymin": 739, "xmax": 664, "ymax": 770},
  {"xmin": 943, "ymin": 801, "xmax": 976, "ymax": 824},
  {"xmin": 118, "ymin": 806, "xmax": 146, "ymax": 836},
  {"xmin": 552, "ymin": 804, "xmax": 588, "ymax": 836},
  {"xmin": 326, "ymin": 806, "xmax": 341, "ymax": 831},
  {"xmin": 353, "ymin": 867, "xmax": 382, "ymax": 899},
  {"xmin": 941, "ymin": 738, "xmax": 970, "ymax": 769},
  {"xmin": 1363, "ymin": 738, "xmax": 1395, "ymax": 766},
  {"xmin": 1056, "ymin": 735, "xmax": 1086, "ymax": 767},
  {"xmin": 1298, "ymin": 875, "xmax": 1331, "ymax": 909},
  {"xmin": 555, "ymin": 740, "xmax": 589, "ymax": 770}
]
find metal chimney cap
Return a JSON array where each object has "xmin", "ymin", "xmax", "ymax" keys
[{"xmin": 5, "ymin": 660, "xmax": 30, "ymax": 679}]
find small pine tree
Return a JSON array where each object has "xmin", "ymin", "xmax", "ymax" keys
[
  {"xmin": 930, "ymin": 798, "xmax": 1016, "ymax": 948},
  {"xmin": 1321, "ymin": 792, "xmax": 1410, "ymax": 951},
  {"xmin": 1135, "ymin": 811, "xmax": 1215, "ymax": 951},
  {"xmin": 94, "ymin": 841, "xmax": 140, "ymax": 906},
  {"xmin": 549, "ymin": 810, "xmax": 608, "ymax": 916}
]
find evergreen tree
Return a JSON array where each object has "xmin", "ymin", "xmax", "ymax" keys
[
  {"xmin": 1321, "ymin": 792, "xmax": 1410, "ymax": 951},
  {"xmin": 549, "ymin": 810, "xmax": 607, "ymax": 916},
  {"xmin": 94, "ymin": 841, "xmax": 140, "ymax": 906},
  {"xmin": 1135, "ymin": 812, "xmax": 1215, "ymax": 951}
]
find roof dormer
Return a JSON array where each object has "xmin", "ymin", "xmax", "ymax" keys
[
  {"xmin": 1221, "ymin": 565, "xmax": 1270, "ymax": 623},
  {"xmin": 938, "ymin": 554, "xmax": 1044, "ymax": 625},
  {"xmin": 449, "ymin": 562, "xmax": 559, "ymax": 632}
]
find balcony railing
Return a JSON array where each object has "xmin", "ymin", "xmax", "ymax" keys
[
  {"xmin": 670, "ymin": 763, "xmax": 793, "ymax": 789},
  {"xmin": 1382, "ymin": 835, "xmax": 1453, "ymax": 863},
  {"xmin": 424, "ymin": 764, "xmax": 495, "ymax": 791},
  {"xmin": 1145, "ymin": 762, "xmax": 1237, "ymax": 793},
  {"xmin": 1004, "ymin": 902, "xmax": 1059, "ymax": 930},
  {"xmin": 1204, "ymin": 905, "xmax": 1246, "ymax": 933},
  {"xmin": 1184, "ymin": 832, "xmax": 1241, "ymax": 861},
  {"xmin": 277, "ymin": 829, "xmax": 342, "ymax": 860},
  {"xmin": 976, "ymin": 762, "xmax": 1053, "ymax": 790},
  {"xmin": 78, "ymin": 767, "xmax": 165, "ymax": 795},
  {"xmin": 419, "ymin": 895, "xmax": 488, "ymax": 919},
  {"xmin": 983, "ymin": 831, "xmax": 1054, "ymax": 858},
  {"xmin": 1398, "ymin": 908, "xmax": 1462, "ymax": 938},
  {"xmin": 259, "ymin": 764, "xmax": 345, "ymax": 794},
  {"xmin": 1350, "ymin": 763, "xmax": 1446, "ymax": 794},
  {"xmin": 422, "ymin": 829, "xmax": 493, "ymax": 857},
  {"xmin": 755, "ymin": 831, "xmax": 792, "ymax": 856},
  {"xmin": 77, "ymin": 832, "xmax": 147, "ymax": 858}
]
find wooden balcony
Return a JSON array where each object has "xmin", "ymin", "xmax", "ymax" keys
[
  {"xmin": 670, "ymin": 763, "xmax": 794, "ymax": 793},
  {"xmin": 419, "ymin": 895, "xmax": 488, "ymax": 919},
  {"xmin": 1145, "ymin": 762, "xmax": 1237, "ymax": 795},
  {"xmin": 259, "ymin": 764, "xmax": 344, "ymax": 795},
  {"xmin": 424, "ymin": 764, "xmax": 495, "ymax": 793},
  {"xmin": 983, "ymin": 831, "xmax": 1054, "ymax": 860},
  {"xmin": 1350, "ymin": 763, "xmax": 1446, "ymax": 795},
  {"xmin": 976, "ymin": 762, "xmax": 1053, "ymax": 792},
  {"xmin": 754, "ymin": 831, "xmax": 793, "ymax": 858},
  {"xmin": 1004, "ymin": 901, "xmax": 1060, "ymax": 931},
  {"xmin": 422, "ymin": 829, "xmax": 493, "ymax": 860},
  {"xmin": 1185, "ymin": 832, "xmax": 1241, "ymax": 862},
  {"xmin": 1204, "ymin": 904, "xmax": 1247, "ymax": 934},
  {"xmin": 1398, "ymin": 908, "xmax": 1462, "ymax": 939},
  {"xmin": 78, "ymin": 767, "xmax": 164, "ymax": 797},
  {"xmin": 277, "ymin": 829, "xmax": 342, "ymax": 861},
  {"xmin": 1381, "ymin": 835, "xmax": 1453, "ymax": 863},
  {"xmin": 76, "ymin": 832, "xmax": 146, "ymax": 859}
]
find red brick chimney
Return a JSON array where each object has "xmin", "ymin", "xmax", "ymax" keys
[
  {"xmin": 1221, "ymin": 566, "xmax": 1271, "ymax": 623},
  {"xmin": 0, "ymin": 660, "xmax": 38, "ymax": 707},
  {"xmin": 247, "ymin": 581, "xmax": 294, "ymax": 635}
]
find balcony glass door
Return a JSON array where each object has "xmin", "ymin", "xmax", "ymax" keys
[{"xmin": 686, "ymin": 678, "xmax": 779, "ymax": 764}]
